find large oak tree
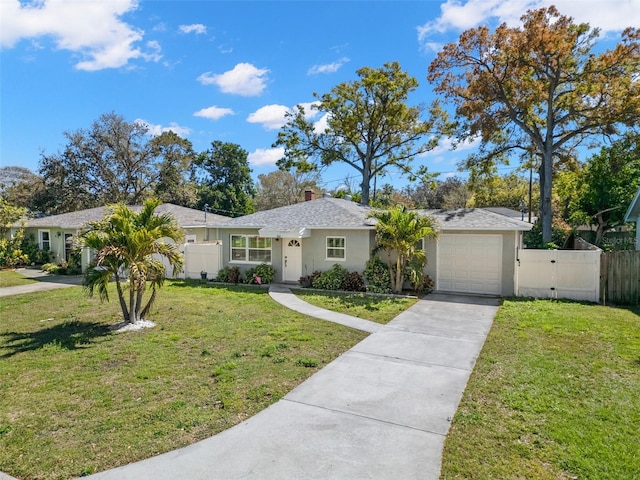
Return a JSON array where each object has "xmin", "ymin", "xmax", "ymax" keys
[
  {"xmin": 275, "ymin": 62, "xmax": 439, "ymax": 206},
  {"xmin": 36, "ymin": 113, "xmax": 196, "ymax": 214},
  {"xmin": 427, "ymin": 6, "xmax": 640, "ymax": 243}
]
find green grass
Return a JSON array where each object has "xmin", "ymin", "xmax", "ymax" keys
[
  {"xmin": 0, "ymin": 270, "xmax": 37, "ymax": 288},
  {"xmin": 0, "ymin": 280, "xmax": 374, "ymax": 479},
  {"xmin": 441, "ymin": 298, "xmax": 640, "ymax": 480},
  {"xmin": 292, "ymin": 289, "xmax": 418, "ymax": 324}
]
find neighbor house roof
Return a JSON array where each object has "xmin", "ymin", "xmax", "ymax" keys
[
  {"xmin": 22, "ymin": 203, "xmax": 228, "ymax": 230},
  {"xmin": 624, "ymin": 186, "xmax": 640, "ymax": 222},
  {"xmin": 417, "ymin": 208, "xmax": 533, "ymax": 231}
]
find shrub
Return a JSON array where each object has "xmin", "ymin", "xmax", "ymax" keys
[
  {"xmin": 312, "ymin": 263, "xmax": 349, "ymax": 290},
  {"xmin": 341, "ymin": 271, "xmax": 365, "ymax": 292},
  {"xmin": 0, "ymin": 237, "xmax": 29, "ymax": 268},
  {"xmin": 244, "ymin": 263, "xmax": 276, "ymax": 284},
  {"xmin": 299, "ymin": 270, "xmax": 321, "ymax": 288},
  {"xmin": 363, "ymin": 257, "xmax": 392, "ymax": 294},
  {"xmin": 20, "ymin": 237, "xmax": 51, "ymax": 265},
  {"xmin": 216, "ymin": 266, "xmax": 242, "ymax": 283}
]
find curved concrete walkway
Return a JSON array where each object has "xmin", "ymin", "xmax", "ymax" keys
[
  {"xmin": 0, "ymin": 267, "xmax": 83, "ymax": 297},
  {"xmin": 80, "ymin": 286, "xmax": 499, "ymax": 480}
]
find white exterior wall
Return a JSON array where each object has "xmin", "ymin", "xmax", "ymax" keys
[{"xmin": 516, "ymin": 249, "xmax": 601, "ymax": 302}]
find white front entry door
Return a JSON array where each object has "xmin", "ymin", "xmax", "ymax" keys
[{"xmin": 283, "ymin": 239, "xmax": 302, "ymax": 282}]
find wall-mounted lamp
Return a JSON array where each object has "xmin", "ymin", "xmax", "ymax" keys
[{"xmin": 56, "ymin": 232, "xmax": 62, "ymax": 237}]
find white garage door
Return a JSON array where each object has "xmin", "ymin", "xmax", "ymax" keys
[{"xmin": 437, "ymin": 234, "xmax": 503, "ymax": 295}]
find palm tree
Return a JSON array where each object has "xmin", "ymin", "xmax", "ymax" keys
[
  {"xmin": 368, "ymin": 205, "xmax": 438, "ymax": 294},
  {"xmin": 81, "ymin": 199, "xmax": 184, "ymax": 324}
]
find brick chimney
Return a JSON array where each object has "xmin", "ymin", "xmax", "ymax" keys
[{"xmin": 304, "ymin": 190, "xmax": 316, "ymax": 201}]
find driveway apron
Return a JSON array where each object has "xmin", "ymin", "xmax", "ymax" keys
[{"xmin": 83, "ymin": 291, "xmax": 499, "ymax": 480}]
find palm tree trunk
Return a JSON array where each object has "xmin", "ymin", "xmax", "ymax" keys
[
  {"xmin": 114, "ymin": 274, "xmax": 130, "ymax": 323},
  {"xmin": 385, "ymin": 253, "xmax": 396, "ymax": 292},
  {"xmin": 395, "ymin": 256, "xmax": 403, "ymax": 294},
  {"xmin": 129, "ymin": 281, "xmax": 136, "ymax": 324},
  {"xmin": 134, "ymin": 278, "xmax": 145, "ymax": 322},
  {"xmin": 140, "ymin": 287, "xmax": 157, "ymax": 319}
]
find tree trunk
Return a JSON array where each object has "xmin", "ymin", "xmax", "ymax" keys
[
  {"xmin": 540, "ymin": 149, "xmax": 554, "ymax": 244},
  {"xmin": 361, "ymin": 166, "xmax": 371, "ymax": 206},
  {"xmin": 114, "ymin": 274, "xmax": 129, "ymax": 323},
  {"xmin": 386, "ymin": 253, "xmax": 396, "ymax": 292},
  {"xmin": 395, "ymin": 255, "xmax": 404, "ymax": 294},
  {"xmin": 134, "ymin": 278, "xmax": 145, "ymax": 322},
  {"xmin": 129, "ymin": 281, "xmax": 136, "ymax": 324}
]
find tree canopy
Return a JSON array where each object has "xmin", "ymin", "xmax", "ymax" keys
[
  {"xmin": 427, "ymin": 6, "xmax": 640, "ymax": 243},
  {"xmin": 34, "ymin": 113, "xmax": 197, "ymax": 214},
  {"xmin": 194, "ymin": 141, "xmax": 256, "ymax": 216},
  {"xmin": 560, "ymin": 132, "xmax": 640, "ymax": 245},
  {"xmin": 275, "ymin": 61, "xmax": 439, "ymax": 205},
  {"xmin": 254, "ymin": 169, "xmax": 322, "ymax": 211}
]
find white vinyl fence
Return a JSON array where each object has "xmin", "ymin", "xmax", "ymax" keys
[
  {"xmin": 182, "ymin": 241, "xmax": 223, "ymax": 280},
  {"xmin": 516, "ymin": 249, "xmax": 601, "ymax": 302}
]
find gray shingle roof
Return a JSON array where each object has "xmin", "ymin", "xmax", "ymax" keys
[
  {"xmin": 418, "ymin": 208, "xmax": 533, "ymax": 231},
  {"xmin": 223, "ymin": 197, "xmax": 374, "ymax": 230},
  {"xmin": 22, "ymin": 204, "xmax": 228, "ymax": 229},
  {"xmin": 222, "ymin": 199, "xmax": 533, "ymax": 232}
]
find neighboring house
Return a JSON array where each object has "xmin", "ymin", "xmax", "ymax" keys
[
  {"xmin": 213, "ymin": 192, "xmax": 533, "ymax": 296},
  {"xmin": 16, "ymin": 203, "xmax": 227, "ymax": 268},
  {"xmin": 485, "ymin": 206, "xmax": 536, "ymax": 224},
  {"xmin": 624, "ymin": 186, "xmax": 640, "ymax": 250}
]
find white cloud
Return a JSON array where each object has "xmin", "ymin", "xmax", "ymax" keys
[
  {"xmin": 313, "ymin": 113, "xmax": 330, "ymax": 134},
  {"xmin": 419, "ymin": 135, "xmax": 482, "ymax": 158},
  {"xmin": 193, "ymin": 106, "xmax": 235, "ymax": 120},
  {"xmin": 248, "ymin": 147, "xmax": 284, "ymax": 167},
  {"xmin": 418, "ymin": 0, "xmax": 640, "ymax": 43},
  {"xmin": 307, "ymin": 57, "xmax": 350, "ymax": 75},
  {"xmin": 0, "ymin": 0, "xmax": 159, "ymax": 71},
  {"xmin": 247, "ymin": 105, "xmax": 290, "ymax": 130},
  {"xmin": 293, "ymin": 102, "xmax": 321, "ymax": 121},
  {"xmin": 136, "ymin": 119, "xmax": 191, "ymax": 137},
  {"xmin": 197, "ymin": 63, "xmax": 269, "ymax": 96},
  {"xmin": 179, "ymin": 24, "xmax": 207, "ymax": 35}
]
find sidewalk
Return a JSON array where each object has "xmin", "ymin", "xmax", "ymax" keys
[{"xmin": 82, "ymin": 287, "xmax": 499, "ymax": 479}]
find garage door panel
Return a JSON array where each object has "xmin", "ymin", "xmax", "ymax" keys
[{"xmin": 437, "ymin": 234, "xmax": 503, "ymax": 295}]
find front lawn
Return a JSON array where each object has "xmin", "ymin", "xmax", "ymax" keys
[
  {"xmin": 293, "ymin": 289, "xmax": 418, "ymax": 324},
  {"xmin": 0, "ymin": 281, "xmax": 375, "ymax": 479},
  {"xmin": 441, "ymin": 299, "xmax": 640, "ymax": 480},
  {"xmin": 0, "ymin": 270, "xmax": 37, "ymax": 288}
]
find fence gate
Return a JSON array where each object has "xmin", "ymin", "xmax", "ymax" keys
[
  {"xmin": 183, "ymin": 242, "xmax": 223, "ymax": 280},
  {"xmin": 516, "ymin": 249, "xmax": 601, "ymax": 302},
  {"xmin": 600, "ymin": 251, "xmax": 640, "ymax": 305}
]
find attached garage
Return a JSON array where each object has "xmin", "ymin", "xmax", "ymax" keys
[{"xmin": 437, "ymin": 234, "xmax": 503, "ymax": 295}]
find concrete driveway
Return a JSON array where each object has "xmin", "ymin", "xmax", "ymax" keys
[{"xmin": 82, "ymin": 290, "xmax": 499, "ymax": 480}]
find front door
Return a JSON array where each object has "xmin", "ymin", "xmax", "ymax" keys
[{"xmin": 283, "ymin": 239, "xmax": 302, "ymax": 283}]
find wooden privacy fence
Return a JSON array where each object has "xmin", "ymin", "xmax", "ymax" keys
[{"xmin": 600, "ymin": 250, "xmax": 640, "ymax": 305}]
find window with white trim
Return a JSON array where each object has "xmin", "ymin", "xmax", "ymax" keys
[
  {"xmin": 39, "ymin": 230, "xmax": 51, "ymax": 251},
  {"xmin": 230, "ymin": 235, "xmax": 272, "ymax": 263},
  {"xmin": 326, "ymin": 236, "xmax": 346, "ymax": 260}
]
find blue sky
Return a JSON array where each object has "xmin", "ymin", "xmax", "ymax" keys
[{"xmin": 1, "ymin": 0, "xmax": 638, "ymax": 191}]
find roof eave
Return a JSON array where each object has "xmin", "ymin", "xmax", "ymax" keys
[{"xmin": 624, "ymin": 187, "xmax": 640, "ymax": 222}]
